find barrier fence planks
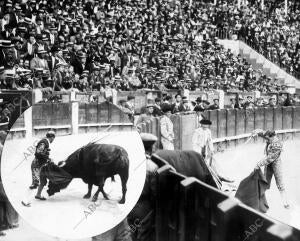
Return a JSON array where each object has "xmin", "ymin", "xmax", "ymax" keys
[
  {"xmin": 293, "ymin": 106, "xmax": 300, "ymax": 129},
  {"xmin": 254, "ymin": 108, "xmax": 265, "ymax": 131},
  {"xmin": 273, "ymin": 107, "xmax": 283, "ymax": 130},
  {"xmin": 32, "ymin": 103, "xmax": 71, "ymax": 127},
  {"xmin": 139, "ymin": 106, "xmax": 300, "ymax": 151},
  {"xmin": 152, "ymin": 155, "xmax": 300, "ymax": 241},
  {"xmin": 77, "ymin": 102, "xmax": 133, "ymax": 133},
  {"xmin": 217, "ymin": 109, "xmax": 227, "ymax": 138},
  {"xmin": 209, "ymin": 110, "xmax": 218, "ymax": 138},
  {"xmin": 226, "ymin": 109, "xmax": 236, "ymax": 137},
  {"xmin": 151, "ymin": 155, "xmax": 186, "ymax": 241},
  {"xmin": 171, "ymin": 114, "xmax": 182, "ymax": 150},
  {"xmin": 9, "ymin": 102, "xmax": 133, "ymax": 138},
  {"xmin": 245, "ymin": 108, "xmax": 255, "ymax": 133},
  {"xmin": 181, "ymin": 114, "xmax": 198, "ymax": 150}
]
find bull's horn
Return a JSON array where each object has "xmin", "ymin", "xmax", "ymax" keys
[{"xmin": 58, "ymin": 161, "xmax": 66, "ymax": 167}]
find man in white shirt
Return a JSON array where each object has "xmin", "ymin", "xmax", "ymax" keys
[
  {"xmin": 192, "ymin": 119, "xmax": 233, "ymax": 183},
  {"xmin": 192, "ymin": 119, "xmax": 214, "ymax": 165},
  {"xmin": 160, "ymin": 104, "xmax": 174, "ymax": 150}
]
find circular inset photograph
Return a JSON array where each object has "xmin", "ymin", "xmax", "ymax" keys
[{"xmin": 1, "ymin": 102, "xmax": 146, "ymax": 239}]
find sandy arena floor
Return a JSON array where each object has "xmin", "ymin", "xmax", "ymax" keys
[{"xmin": 214, "ymin": 138, "xmax": 300, "ymax": 230}]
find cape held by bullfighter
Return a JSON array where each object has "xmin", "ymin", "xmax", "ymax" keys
[{"xmin": 40, "ymin": 143, "xmax": 129, "ymax": 204}]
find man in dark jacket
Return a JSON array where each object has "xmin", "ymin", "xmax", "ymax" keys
[
  {"xmin": 29, "ymin": 131, "xmax": 55, "ymax": 195},
  {"xmin": 71, "ymin": 51, "xmax": 90, "ymax": 75},
  {"xmin": 128, "ymin": 133, "xmax": 158, "ymax": 241}
]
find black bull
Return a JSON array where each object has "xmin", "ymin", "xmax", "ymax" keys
[{"xmin": 40, "ymin": 143, "xmax": 129, "ymax": 204}]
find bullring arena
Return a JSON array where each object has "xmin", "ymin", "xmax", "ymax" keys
[
  {"xmin": 1, "ymin": 0, "xmax": 300, "ymax": 239},
  {"xmin": 0, "ymin": 97, "xmax": 299, "ymax": 241}
]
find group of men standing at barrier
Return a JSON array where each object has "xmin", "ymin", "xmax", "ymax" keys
[{"xmin": 132, "ymin": 91, "xmax": 300, "ymax": 132}]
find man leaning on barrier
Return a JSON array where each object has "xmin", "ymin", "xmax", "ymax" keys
[
  {"xmin": 128, "ymin": 133, "xmax": 158, "ymax": 241},
  {"xmin": 192, "ymin": 119, "xmax": 234, "ymax": 184},
  {"xmin": 160, "ymin": 104, "xmax": 175, "ymax": 150}
]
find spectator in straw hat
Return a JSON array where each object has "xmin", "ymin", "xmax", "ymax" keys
[
  {"xmin": 136, "ymin": 103, "xmax": 156, "ymax": 127},
  {"xmin": 30, "ymin": 47, "xmax": 49, "ymax": 70},
  {"xmin": 25, "ymin": 33, "xmax": 39, "ymax": 60},
  {"xmin": 0, "ymin": 40, "xmax": 14, "ymax": 67}
]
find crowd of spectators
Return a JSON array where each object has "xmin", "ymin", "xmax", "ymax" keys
[
  {"xmin": 0, "ymin": 0, "xmax": 296, "ymax": 94},
  {"xmin": 123, "ymin": 92, "xmax": 300, "ymax": 127},
  {"xmin": 227, "ymin": 1, "xmax": 300, "ymax": 78}
]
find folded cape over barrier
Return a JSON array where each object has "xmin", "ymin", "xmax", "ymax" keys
[
  {"xmin": 235, "ymin": 169, "xmax": 269, "ymax": 213},
  {"xmin": 40, "ymin": 162, "xmax": 73, "ymax": 196},
  {"xmin": 155, "ymin": 150, "xmax": 219, "ymax": 189}
]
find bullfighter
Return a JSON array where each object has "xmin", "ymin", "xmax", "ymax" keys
[
  {"xmin": 252, "ymin": 129, "xmax": 290, "ymax": 208},
  {"xmin": 29, "ymin": 131, "xmax": 55, "ymax": 200}
]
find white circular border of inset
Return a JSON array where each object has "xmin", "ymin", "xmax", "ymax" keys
[{"xmin": 1, "ymin": 108, "xmax": 146, "ymax": 239}]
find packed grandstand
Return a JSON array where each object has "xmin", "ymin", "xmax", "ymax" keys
[
  {"xmin": 0, "ymin": 0, "xmax": 299, "ymax": 94},
  {"xmin": 1, "ymin": 0, "xmax": 300, "ymax": 240}
]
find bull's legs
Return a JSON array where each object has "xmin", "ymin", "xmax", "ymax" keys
[
  {"xmin": 92, "ymin": 178, "xmax": 109, "ymax": 202},
  {"xmin": 83, "ymin": 183, "xmax": 93, "ymax": 199},
  {"xmin": 119, "ymin": 171, "xmax": 128, "ymax": 204}
]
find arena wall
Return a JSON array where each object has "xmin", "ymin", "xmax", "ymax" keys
[
  {"xmin": 139, "ymin": 106, "xmax": 300, "ymax": 151},
  {"xmin": 148, "ymin": 107, "xmax": 300, "ymax": 241},
  {"xmin": 7, "ymin": 101, "xmax": 134, "ymax": 140}
]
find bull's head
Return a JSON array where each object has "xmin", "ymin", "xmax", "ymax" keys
[{"xmin": 57, "ymin": 147, "xmax": 84, "ymax": 178}]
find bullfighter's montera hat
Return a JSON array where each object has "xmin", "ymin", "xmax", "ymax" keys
[
  {"xmin": 46, "ymin": 130, "xmax": 56, "ymax": 138},
  {"xmin": 199, "ymin": 119, "xmax": 212, "ymax": 125}
]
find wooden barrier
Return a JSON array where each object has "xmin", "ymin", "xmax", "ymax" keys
[
  {"xmin": 8, "ymin": 101, "xmax": 133, "ymax": 139},
  {"xmin": 139, "ymin": 107, "xmax": 300, "ymax": 151},
  {"xmin": 181, "ymin": 114, "xmax": 198, "ymax": 150},
  {"xmin": 151, "ymin": 155, "xmax": 300, "ymax": 241},
  {"xmin": 32, "ymin": 103, "xmax": 72, "ymax": 137}
]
